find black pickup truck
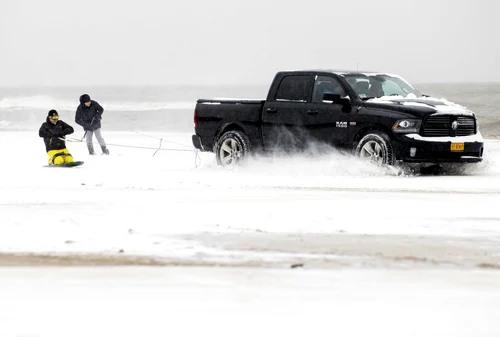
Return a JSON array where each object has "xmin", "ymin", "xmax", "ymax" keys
[{"xmin": 192, "ymin": 70, "xmax": 484, "ymax": 167}]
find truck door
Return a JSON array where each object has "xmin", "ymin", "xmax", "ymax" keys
[
  {"xmin": 261, "ymin": 74, "xmax": 313, "ymax": 152},
  {"xmin": 304, "ymin": 75, "xmax": 350, "ymax": 146}
]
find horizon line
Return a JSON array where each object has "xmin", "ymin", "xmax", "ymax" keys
[{"xmin": 2, "ymin": 81, "xmax": 500, "ymax": 88}]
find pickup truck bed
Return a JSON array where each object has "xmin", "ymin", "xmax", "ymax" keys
[{"xmin": 194, "ymin": 99, "xmax": 265, "ymax": 152}]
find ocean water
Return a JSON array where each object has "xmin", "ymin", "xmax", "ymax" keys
[
  {"xmin": 0, "ymin": 85, "xmax": 268, "ymax": 133},
  {"xmin": 417, "ymin": 83, "xmax": 500, "ymax": 138},
  {"xmin": 1, "ymin": 83, "xmax": 499, "ymax": 137}
]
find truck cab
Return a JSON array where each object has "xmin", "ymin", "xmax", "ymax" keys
[{"xmin": 261, "ymin": 71, "xmax": 354, "ymax": 152}]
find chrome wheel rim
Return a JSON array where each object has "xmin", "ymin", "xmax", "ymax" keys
[
  {"xmin": 219, "ymin": 138, "xmax": 242, "ymax": 166},
  {"xmin": 360, "ymin": 140, "xmax": 384, "ymax": 164}
]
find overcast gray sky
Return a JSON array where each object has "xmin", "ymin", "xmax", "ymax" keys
[{"xmin": 1, "ymin": 0, "xmax": 498, "ymax": 86}]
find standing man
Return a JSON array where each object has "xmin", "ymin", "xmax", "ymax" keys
[
  {"xmin": 39, "ymin": 110, "xmax": 75, "ymax": 165},
  {"xmin": 75, "ymin": 94, "xmax": 110, "ymax": 155}
]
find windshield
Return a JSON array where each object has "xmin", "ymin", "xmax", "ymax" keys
[{"xmin": 342, "ymin": 74, "xmax": 422, "ymax": 100}]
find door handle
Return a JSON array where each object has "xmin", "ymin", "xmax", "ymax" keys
[
  {"xmin": 306, "ymin": 109, "xmax": 319, "ymax": 115},
  {"xmin": 266, "ymin": 108, "xmax": 277, "ymax": 114}
]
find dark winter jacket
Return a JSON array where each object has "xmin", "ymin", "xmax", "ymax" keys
[
  {"xmin": 75, "ymin": 98, "xmax": 104, "ymax": 131},
  {"xmin": 39, "ymin": 118, "xmax": 74, "ymax": 152}
]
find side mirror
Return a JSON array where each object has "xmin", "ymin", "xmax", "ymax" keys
[{"xmin": 323, "ymin": 93, "xmax": 350, "ymax": 106}]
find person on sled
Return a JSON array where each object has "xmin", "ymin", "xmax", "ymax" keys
[{"xmin": 39, "ymin": 110, "xmax": 75, "ymax": 165}]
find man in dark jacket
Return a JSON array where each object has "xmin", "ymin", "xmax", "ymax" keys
[
  {"xmin": 39, "ymin": 110, "xmax": 75, "ymax": 165},
  {"xmin": 75, "ymin": 94, "xmax": 110, "ymax": 155}
]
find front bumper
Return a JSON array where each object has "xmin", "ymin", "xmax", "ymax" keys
[{"xmin": 393, "ymin": 133, "xmax": 484, "ymax": 163}]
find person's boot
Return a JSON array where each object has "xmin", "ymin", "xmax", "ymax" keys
[
  {"xmin": 101, "ymin": 146, "xmax": 110, "ymax": 155},
  {"xmin": 87, "ymin": 143, "xmax": 95, "ymax": 155}
]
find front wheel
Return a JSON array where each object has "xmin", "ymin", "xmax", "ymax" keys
[
  {"xmin": 214, "ymin": 130, "xmax": 251, "ymax": 166},
  {"xmin": 355, "ymin": 131, "xmax": 395, "ymax": 165}
]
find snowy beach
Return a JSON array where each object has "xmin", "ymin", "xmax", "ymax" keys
[
  {"xmin": 1, "ymin": 267, "xmax": 500, "ymax": 337},
  {"xmin": 1, "ymin": 127, "xmax": 500, "ymax": 336},
  {"xmin": 3, "ymin": 0, "xmax": 500, "ymax": 334},
  {"xmin": 1, "ymin": 130, "xmax": 500, "ymax": 268}
]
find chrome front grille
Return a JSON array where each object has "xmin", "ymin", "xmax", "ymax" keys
[
  {"xmin": 456, "ymin": 116, "xmax": 476, "ymax": 136},
  {"xmin": 421, "ymin": 115, "xmax": 476, "ymax": 137}
]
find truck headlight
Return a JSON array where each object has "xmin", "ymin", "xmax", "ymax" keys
[{"xmin": 392, "ymin": 119, "xmax": 421, "ymax": 133}]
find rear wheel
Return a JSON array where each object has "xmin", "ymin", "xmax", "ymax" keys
[
  {"xmin": 355, "ymin": 131, "xmax": 395, "ymax": 165},
  {"xmin": 215, "ymin": 130, "xmax": 251, "ymax": 166}
]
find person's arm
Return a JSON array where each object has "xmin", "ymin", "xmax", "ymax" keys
[
  {"xmin": 75, "ymin": 106, "xmax": 89, "ymax": 130},
  {"xmin": 94, "ymin": 101, "xmax": 104, "ymax": 118},
  {"xmin": 38, "ymin": 123, "xmax": 51, "ymax": 137},
  {"xmin": 60, "ymin": 121, "xmax": 74, "ymax": 136}
]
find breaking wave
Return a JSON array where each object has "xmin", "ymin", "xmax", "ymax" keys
[{"xmin": 0, "ymin": 95, "xmax": 195, "ymax": 112}]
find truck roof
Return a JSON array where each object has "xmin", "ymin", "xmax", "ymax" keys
[{"xmin": 278, "ymin": 69, "xmax": 398, "ymax": 77}]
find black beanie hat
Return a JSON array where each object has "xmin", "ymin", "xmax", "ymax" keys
[
  {"xmin": 48, "ymin": 109, "xmax": 59, "ymax": 118},
  {"xmin": 79, "ymin": 94, "xmax": 91, "ymax": 104}
]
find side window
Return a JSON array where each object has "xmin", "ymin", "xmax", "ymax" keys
[
  {"xmin": 275, "ymin": 75, "xmax": 310, "ymax": 101},
  {"xmin": 312, "ymin": 75, "xmax": 346, "ymax": 103}
]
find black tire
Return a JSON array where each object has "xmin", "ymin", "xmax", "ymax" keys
[
  {"xmin": 355, "ymin": 131, "xmax": 395, "ymax": 165},
  {"xmin": 214, "ymin": 130, "xmax": 252, "ymax": 166}
]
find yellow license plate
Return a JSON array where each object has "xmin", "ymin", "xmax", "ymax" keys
[{"xmin": 450, "ymin": 143, "xmax": 464, "ymax": 151}]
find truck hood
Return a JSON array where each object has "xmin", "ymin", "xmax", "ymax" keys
[{"xmin": 363, "ymin": 96, "xmax": 476, "ymax": 119}]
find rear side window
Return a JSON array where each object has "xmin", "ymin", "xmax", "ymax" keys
[{"xmin": 275, "ymin": 75, "xmax": 310, "ymax": 101}]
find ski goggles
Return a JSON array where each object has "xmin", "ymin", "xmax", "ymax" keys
[{"xmin": 50, "ymin": 115, "xmax": 59, "ymax": 120}]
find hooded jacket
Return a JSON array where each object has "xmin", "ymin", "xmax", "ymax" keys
[
  {"xmin": 75, "ymin": 94, "xmax": 104, "ymax": 131},
  {"xmin": 39, "ymin": 117, "xmax": 74, "ymax": 152}
]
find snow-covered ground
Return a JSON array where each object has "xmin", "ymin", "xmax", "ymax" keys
[
  {"xmin": 1, "ymin": 130, "xmax": 500, "ymax": 336},
  {"xmin": 1, "ymin": 267, "xmax": 500, "ymax": 337},
  {"xmin": 1, "ymin": 131, "xmax": 500, "ymax": 267}
]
